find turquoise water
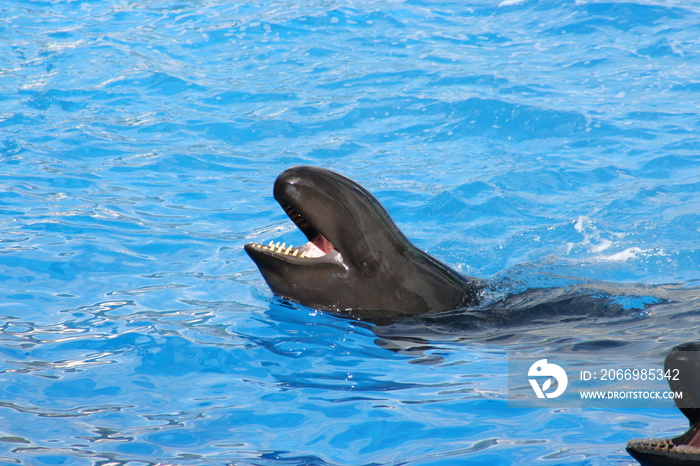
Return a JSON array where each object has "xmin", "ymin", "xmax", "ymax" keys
[{"xmin": 2, "ymin": 0, "xmax": 700, "ymax": 464}]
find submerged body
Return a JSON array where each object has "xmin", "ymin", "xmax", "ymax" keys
[
  {"xmin": 244, "ymin": 166, "xmax": 482, "ymax": 321},
  {"xmin": 627, "ymin": 342, "xmax": 700, "ymax": 465}
]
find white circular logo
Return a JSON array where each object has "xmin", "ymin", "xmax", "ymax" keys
[{"xmin": 528, "ymin": 359, "xmax": 568, "ymax": 399}]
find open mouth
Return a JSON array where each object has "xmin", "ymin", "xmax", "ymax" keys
[
  {"xmin": 626, "ymin": 341, "xmax": 700, "ymax": 464},
  {"xmin": 246, "ymin": 202, "xmax": 336, "ymax": 260}
]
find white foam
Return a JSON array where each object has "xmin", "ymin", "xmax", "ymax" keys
[
  {"xmin": 499, "ymin": 0, "xmax": 527, "ymax": 6},
  {"xmin": 596, "ymin": 247, "xmax": 647, "ymax": 262}
]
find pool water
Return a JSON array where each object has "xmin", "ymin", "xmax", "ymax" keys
[{"xmin": 1, "ymin": 0, "xmax": 700, "ymax": 464}]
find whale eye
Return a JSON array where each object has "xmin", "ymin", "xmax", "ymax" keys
[{"xmin": 361, "ymin": 258, "xmax": 376, "ymax": 274}]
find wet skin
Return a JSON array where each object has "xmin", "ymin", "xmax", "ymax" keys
[{"xmin": 244, "ymin": 166, "xmax": 482, "ymax": 321}]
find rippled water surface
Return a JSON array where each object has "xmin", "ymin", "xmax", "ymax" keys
[{"xmin": 2, "ymin": 0, "xmax": 700, "ymax": 465}]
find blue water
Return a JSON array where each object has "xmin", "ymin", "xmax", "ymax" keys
[{"xmin": 2, "ymin": 0, "xmax": 700, "ymax": 464}]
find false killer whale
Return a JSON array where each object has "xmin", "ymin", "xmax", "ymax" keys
[
  {"xmin": 244, "ymin": 166, "xmax": 483, "ymax": 321},
  {"xmin": 627, "ymin": 342, "xmax": 700, "ymax": 466}
]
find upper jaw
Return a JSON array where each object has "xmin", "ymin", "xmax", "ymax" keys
[
  {"xmin": 246, "ymin": 171, "xmax": 345, "ymax": 265},
  {"xmin": 244, "ymin": 207, "xmax": 344, "ymax": 265}
]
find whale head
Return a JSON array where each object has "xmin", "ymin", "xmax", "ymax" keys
[
  {"xmin": 627, "ymin": 341, "xmax": 700, "ymax": 465},
  {"xmin": 244, "ymin": 166, "xmax": 481, "ymax": 321}
]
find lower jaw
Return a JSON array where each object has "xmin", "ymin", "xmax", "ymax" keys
[{"xmin": 628, "ymin": 438, "xmax": 700, "ymax": 455}]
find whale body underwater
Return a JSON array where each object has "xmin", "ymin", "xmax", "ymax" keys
[{"xmin": 244, "ymin": 165, "xmax": 483, "ymax": 321}]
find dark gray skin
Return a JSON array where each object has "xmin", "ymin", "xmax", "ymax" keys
[
  {"xmin": 627, "ymin": 342, "xmax": 700, "ymax": 465},
  {"xmin": 244, "ymin": 166, "xmax": 482, "ymax": 321}
]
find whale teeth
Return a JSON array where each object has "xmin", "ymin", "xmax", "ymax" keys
[
  {"xmin": 672, "ymin": 444, "xmax": 700, "ymax": 454},
  {"xmin": 258, "ymin": 242, "xmax": 300, "ymax": 257},
  {"xmin": 253, "ymin": 241, "xmax": 313, "ymax": 259}
]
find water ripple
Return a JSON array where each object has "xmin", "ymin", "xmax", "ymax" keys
[{"xmin": 1, "ymin": 0, "xmax": 699, "ymax": 464}]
